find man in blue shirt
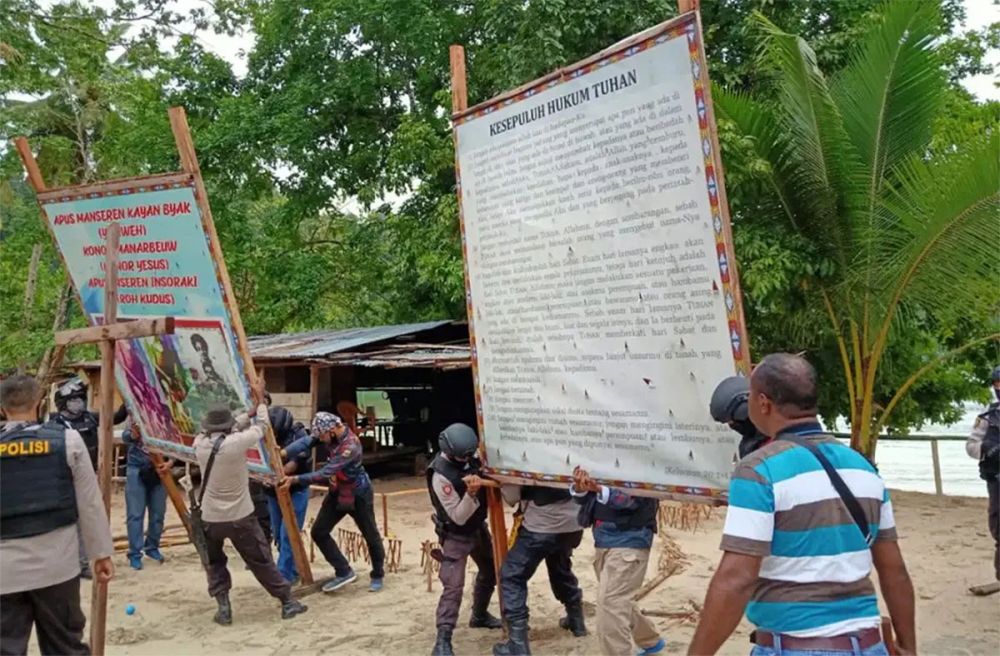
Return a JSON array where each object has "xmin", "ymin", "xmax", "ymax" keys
[
  {"xmin": 572, "ymin": 466, "xmax": 664, "ymax": 656},
  {"xmin": 265, "ymin": 405, "xmax": 311, "ymax": 584},
  {"xmin": 688, "ymin": 353, "xmax": 916, "ymax": 655},
  {"xmin": 121, "ymin": 422, "xmax": 171, "ymax": 570}
]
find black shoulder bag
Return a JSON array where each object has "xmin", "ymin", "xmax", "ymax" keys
[
  {"xmin": 780, "ymin": 434, "xmax": 873, "ymax": 546},
  {"xmin": 189, "ymin": 436, "xmax": 225, "ymax": 567}
]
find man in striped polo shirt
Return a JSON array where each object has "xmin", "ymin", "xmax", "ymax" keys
[{"xmin": 688, "ymin": 353, "xmax": 916, "ymax": 655}]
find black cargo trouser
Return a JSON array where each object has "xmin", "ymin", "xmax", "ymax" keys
[
  {"xmin": 249, "ymin": 482, "xmax": 272, "ymax": 544},
  {"xmin": 435, "ymin": 524, "xmax": 497, "ymax": 629},
  {"xmin": 0, "ymin": 576, "xmax": 88, "ymax": 656},
  {"xmin": 205, "ymin": 512, "xmax": 291, "ymax": 602},
  {"xmin": 988, "ymin": 477, "xmax": 999, "ymax": 581},
  {"xmin": 311, "ymin": 485, "xmax": 386, "ymax": 580},
  {"xmin": 500, "ymin": 528, "xmax": 584, "ymax": 623}
]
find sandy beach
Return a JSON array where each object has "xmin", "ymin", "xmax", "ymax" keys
[{"xmin": 64, "ymin": 478, "xmax": 1000, "ymax": 656}]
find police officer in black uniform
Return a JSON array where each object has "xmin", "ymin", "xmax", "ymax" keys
[
  {"xmin": 967, "ymin": 366, "xmax": 1000, "ymax": 583},
  {"xmin": 710, "ymin": 375, "xmax": 768, "ymax": 458},
  {"xmin": 427, "ymin": 423, "xmax": 502, "ymax": 656},
  {"xmin": 493, "ymin": 482, "xmax": 586, "ymax": 656},
  {"xmin": 49, "ymin": 377, "xmax": 128, "ymax": 470},
  {"xmin": 0, "ymin": 374, "xmax": 115, "ymax": 655},
  {"xmin": 49, "ymin": 376, "xmax": 126, "ymax": 579}
]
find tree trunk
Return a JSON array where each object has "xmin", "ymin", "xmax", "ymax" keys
[{"xmin": 35, "ymin": 279, "xmax": 73, "ymax": 388}]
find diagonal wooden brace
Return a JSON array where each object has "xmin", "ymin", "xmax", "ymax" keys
[{"xmin": 55, "ymin": 317, "xmax": 175, "ymax": 347}]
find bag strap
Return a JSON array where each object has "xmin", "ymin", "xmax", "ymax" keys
[
  {"xmin": 195, "ymin": 435, "xmax": 225, "ymax": 509},
  {"xmin": 781, "ymin": 434, "xmax": 874, "ymax": 546}
]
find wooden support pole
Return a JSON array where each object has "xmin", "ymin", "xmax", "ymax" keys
[
  {"xmin": 167, "ymin": 106, "xmax": 313, "ymax": 585},
  {"xmin": 449, "ymin": 45, "xmax": 510, "ymax": 590},
  {"xmin": 89, "ymin": 222, "xmax": 120, "ymax": 656},
  {"xmin": 678, "ymin": 0, "xmax": 699, "ymax": 12},
  {"xmin": 309, "ymin": 365, "xmax": 320, "ymax": 417},
  {"xmin": 150, "ymin": 451, "xmax": 192, "ymax": 536},
  {"xmin": 931, "ymin": 439, "xmax": 943, "ymax": 496},
  {"xmin": 382, "ymin": 493, "xmax": 389, "ymax": 537}
]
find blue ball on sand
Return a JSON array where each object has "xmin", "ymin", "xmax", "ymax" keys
[{"xmin": 125, "ymin": 604, "xmax": 136, "ymax": 616}]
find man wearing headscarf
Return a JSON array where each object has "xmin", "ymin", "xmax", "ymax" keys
[{"xmin": 280, "ymin": 412, "xmax": 385, "ymax": 593}]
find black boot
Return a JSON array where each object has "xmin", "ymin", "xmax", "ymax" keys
[
  {"xmin": 558, "ymin": 602, "xmax": 587, "ymax": 637},
  {"xmin": 469, "ymin": 590, "xmax": 503, "ymax": 629},
  {"xmin": 431, "ymin": 627, "xmax": 454, "ymax": 656},
  {"xmin": 213, "ymin": 593, "xmax": 232, "ymax": 626},
  {"xmin": 492, "ymin": 619, "xmax": 531, "ymax": 656},
  {"xmin": 281, "ymin": 598, "xmax": 308, "ymax": 619}
]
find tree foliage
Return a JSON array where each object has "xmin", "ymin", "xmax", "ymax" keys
[{"xmin": 1, "ymin": 0, "xmax": 997, "ymax": 439}]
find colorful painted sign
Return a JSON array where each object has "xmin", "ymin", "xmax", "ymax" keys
[{"xmin": 38, "ymin": 177, "xmax": 269, "ymax": 473}]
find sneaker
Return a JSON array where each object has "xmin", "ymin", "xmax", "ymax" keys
[
  {"xmin": 636, "ymin": 638, "xmax": 666, "ymax": 656},
  {"xmin": 321, "ymin": 570, "xmax": 358, "ymax": 593},
  {"xmin": 145, "ymin": 549, "xmax": 165, "ymax": 563},
  {"xmin": 129, "ymin": 555, "xmax": 143, "ymax": 571},
  {"xmin": 369, "ymin": 578, "xmax": 383, "ymax": 592},
  {"xmin": 281, "ymin": 599, "xmax": 308, "ymax": 620}
]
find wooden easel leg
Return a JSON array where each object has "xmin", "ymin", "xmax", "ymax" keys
[
  {"xmin": 486, "ymin": 487, "xmax": 508, "ymax": 613},
  {"xmin": 150, "ymin": 452, "xmax": 192, "ymax": 536}
]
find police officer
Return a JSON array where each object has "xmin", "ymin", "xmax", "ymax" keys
[
  {"xmin": 50, "ymin": 377, "xmax": 127, "ymax": 579},
  {"xmin": 709, "ymin": 375, "xmax": 767, "ymax": 458},
  {"xmin": 427, "ymin": 423, "xmax": 502, "ymax": 656},
  {"xmin": 0, "ymin": 374, "xmax": 115, "ymax": 655},
  {"xmin": 967, "ymin": 366, "xmax": 1000, "ymax": 583},
  {"xmin": 49, "ymin": 377, "xmax": 128, "ymax": 470},
  {"xmin": 572, "ymin": 466, "xmax": 664, "ymax": 656},
  {"xmin": 493, "ymin": 484, "xmax": 586, "ymax": 656}
]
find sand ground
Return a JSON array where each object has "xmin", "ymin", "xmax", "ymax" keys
[{"xmin": 53, "ymin": 478, "xmax": 1000, "ymax": 655}]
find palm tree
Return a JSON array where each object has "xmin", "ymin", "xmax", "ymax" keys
[{"xmin": 715, "ymin": 0, "xmax": 999, "ymax": 457}]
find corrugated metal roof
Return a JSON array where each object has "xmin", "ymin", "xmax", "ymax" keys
[
  {"xmin": 327, "ymin": 346, "xmax": 471, "ymax": 369},
  {"xmin": 247, "ymin": 320, "xmax": 454, "ymax": 360}
]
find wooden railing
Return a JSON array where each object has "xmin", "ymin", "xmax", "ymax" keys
[{"xmin": 831, "ymin": 433, "xmax": 969, "ymax": 496}]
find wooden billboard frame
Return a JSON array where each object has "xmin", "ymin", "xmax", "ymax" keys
[
  {"xmin": 448, "ymin": 1, "xmax": 749, "ymax": 506},
  {"xmin": 13, "ymin": 108, "xmax": 314, "ymax": 653}
]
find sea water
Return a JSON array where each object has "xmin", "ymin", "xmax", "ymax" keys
[{"xmin": 830, "ymin": 402, "xmax": 989, "ymax": 498}]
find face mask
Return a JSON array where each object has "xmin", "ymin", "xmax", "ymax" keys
[{"xmin": 65, "ymin": 398, "xmax": 86, "ymax": 415}]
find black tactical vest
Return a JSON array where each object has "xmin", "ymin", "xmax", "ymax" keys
[
  {"xmin": 0, "ymin": 424, "xmax": 78, "ymax": 539},
  {"xmin": 592, "ymin": 495, "xmax": 658, "ymax": 531},
  {"xmin": 51, "ymin": 411, "xmax": 99, "ymax": 470},
  {"xmin": 521, "ymin": 485, "xmax": 572, "ymax": 506},
  {"xmin": 426, "ymin": 454, "xmax": 488, "ymax": 535},
  {"xmin": 979, "ymin": 404, "xmax": 1000, "ymax": 480}
]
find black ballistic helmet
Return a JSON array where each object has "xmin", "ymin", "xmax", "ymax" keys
[
  {"xmin": 991, "ymin": 366, "xmax": 1000, "ymax": 383},
  {"xmin": 709, "ymin": 376, "xmax": 750, "ymax": 423},
  {"xmin": 269, "ymin": 405, "xmax": 294, "ymax": 439},
  {"xmin": 439, "ymin": 423, "xmax": 480, "ymax": 459},
  {"xmin": 54, "ymin": 377, "xmax": 88, "ymax": 409}
]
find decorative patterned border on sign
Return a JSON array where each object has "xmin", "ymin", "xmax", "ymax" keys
[{"xmin": 452, "ymin": 12, "xmax": 751, "ymax": 500}]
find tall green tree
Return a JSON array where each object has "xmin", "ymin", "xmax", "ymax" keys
[{"xmin": 714, "ymin": 0, "xmax": 999, "ymax": 456}]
